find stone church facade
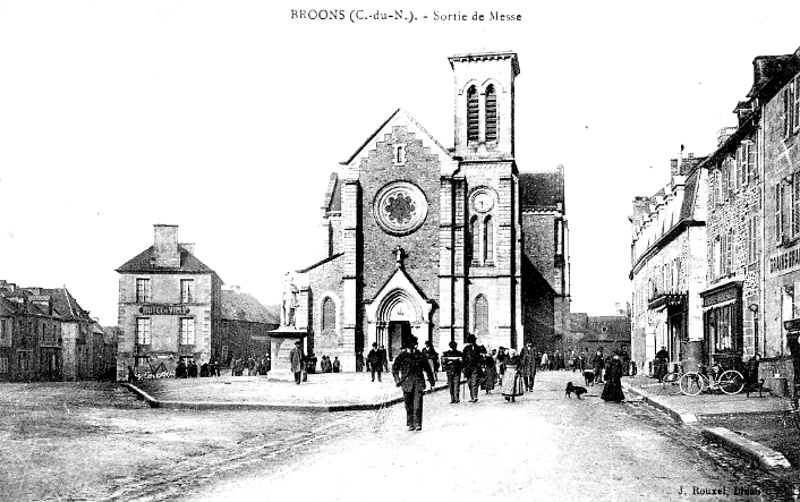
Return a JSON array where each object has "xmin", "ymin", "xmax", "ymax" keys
[{"xmin": 289, "ymin": 51, "xmax": 570, "ymax": 370}]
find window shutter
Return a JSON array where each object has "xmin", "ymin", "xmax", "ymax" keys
[
  {"xmin": 795, "ymin": 76, "xmax": 800, "ymax": 132},
  {"xmin": 485, "ymin": 85, "xmax": 497, "ymax": 142},
  {"xmin": 785, "ymin": 87, "xmax": 792, "ymax": 137},
  {"xmin": 722, "ymin": 163, "xmax": 729, "ymax": 199},
  {"xmin": 748, "ymin": 139, "xmax": 757, "ymax": 181},
  {"xmin": 794, "ymin": 174, "xmax": 800, "ymax": 237},
  {"xmin": 740, "ymin": 144, "xmax": 748, "ymax": 187},
  {"xmin": 467, "ymin": 86, "xmax": 479, "ymax": 143},
  {"xmin": 777, "ymin": 183, "xmax": 784, "ymax": 242}
]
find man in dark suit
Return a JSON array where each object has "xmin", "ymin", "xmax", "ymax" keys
[
  {"xmin": 392, "ymin": 336, "xmax": 435, "ymax": 431},
  {"xmin": 462, "ymin": 334, "xmax": 482, "ymax": 402},
  {"xmin": 441, "ymin": 340, "xmax": 463, "ymax": 403},
  {"xmin": 289, "ymin": 341, "xmax": 303, "ymax": 385},
  {"xmin": 519, "ymin": 341, "xmax": 538, "ymax": 391},
  {"xmin": 367, "ymin": 343, "xmax": 382, "ymax": 382}
]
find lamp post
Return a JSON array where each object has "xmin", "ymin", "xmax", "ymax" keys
[{"xmin": 748, "ymin": 304, "xmax": 759, "ymax": 356}]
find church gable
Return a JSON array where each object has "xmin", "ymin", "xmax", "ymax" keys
[{"xmin": 341, "ymin": 108, "xmax": 455, "ymax": 180}]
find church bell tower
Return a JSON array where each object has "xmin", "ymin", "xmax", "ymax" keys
[{"xmin": 449, "ymin": 51, "xmax": 519, "ymax": 161}]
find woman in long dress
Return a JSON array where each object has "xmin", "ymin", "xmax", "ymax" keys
[
  {"xmin": 482, "ymin": 352, "xmax": 497, "ymax": 394},
  {"xmin": 500, "ymin": 349, "xmax": 525, "ymax": 402},
  {"xmin": 601, "ymin": 352, "xmax": 625, "ymax": 402}
]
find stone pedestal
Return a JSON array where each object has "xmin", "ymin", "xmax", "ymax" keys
[{"xmin": 267, "ymin": 326, "xmax": 307, "ymax": 374}]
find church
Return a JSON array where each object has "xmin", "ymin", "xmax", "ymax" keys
[{"xmin": 284, "ymin": 51, "xmax": 570, "ymax": 370}]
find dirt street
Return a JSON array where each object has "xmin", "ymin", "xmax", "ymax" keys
[
  {"xmin": 2, "ymin": 373, "xmax": 798, "ymax": 501},
  {"xmin": 189, "ymin": 371, "xmax": 796, "ymax": 502}
]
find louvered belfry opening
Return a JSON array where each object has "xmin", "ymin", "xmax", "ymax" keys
[
  {"xmin": 467, "ymin": 85, "xmax": 479, "ymax": 143},
  {"xmin": 485, "ymin": 84, "xmax": 497, "ymax": 142}
]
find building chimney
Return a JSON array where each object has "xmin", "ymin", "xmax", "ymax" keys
[
  {"xmin": 180, "ymin": 242, "xmax": 195, "ymax": 255},
  {"xmin": 153, "ymin": 224, "xmax": 180, "ymax": 268},
  {"xmin": 230, "ymin": 285, "xmax": 241, "ymax": 294},
  {"xmin": 670, "ymin": 159, "xmax": 679, "ymax": 177}
]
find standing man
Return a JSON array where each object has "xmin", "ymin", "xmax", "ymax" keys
[
  {"xmin": 441, "ymin": 341, "xmax": 463, "ymax": 404},
  {"xmin": 519, "ymin": 341, "xmax": 538, "ymax": 392},
  {"xmin": 462, "ymin": 334, "xmax": 482, "ymax": 403},
  {"xmin": 289, "ymin": 340, "xmax": 303, "ymax": 385},
  {"xmin": 367, "ymin": 343, "xmax": 382, "ymax": 382},
  {"xmin": 422, "ymin": 340, "xmax": 440, "ymax": 382},
  {"xmin": 392, "ymin": 336, "xmax": 435, "ymax": 431},
  {"xmin": 379, "ymin": 344, "xmax": 389, "ymax": 373}
]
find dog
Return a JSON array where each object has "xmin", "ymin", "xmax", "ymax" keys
[
  {"xmin": 566, "ymin": 382, "xmax": 587, "ymax": 399},
  {"xmin": 582, "ymin": 369, "xmax": 595, "ymax": 386}
]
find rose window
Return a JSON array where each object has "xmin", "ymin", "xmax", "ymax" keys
[{"xmin": 374, "ymin": 182, "xmax": 428, "ymax": 235}]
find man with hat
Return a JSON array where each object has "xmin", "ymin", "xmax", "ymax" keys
[
  {"xmin": 519, "ymin": 341, "xmax": 538, "ymax": 392},
  {"xmin": 392, "ymin": 336, "xmax": 435, "ymax": 431},
  {"xmin": 462, "ymin": 334, "xmax": 482, "ymax": 403},
  {"xmin": 289, "ymin": 340, "xmax": 304, "ymax": 385},
  {"xmin": 441, "ymin": 340, "xmax": 463, "ymax": 403}
]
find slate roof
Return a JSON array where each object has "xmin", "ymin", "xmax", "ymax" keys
[
  {"xmin": 221, "ymin": 290, "xmax": 280, "ymax": 325},
  {"xmin": 519, "ymin": 171, "xmax": 564, "ymax": 212},
  {"xmin": 116, "ymin": 245, "xmax": 218, "ymax": 276},
  {"xmin": 40, "ymin": 288, "xmax": 93, "ymax": 322}
]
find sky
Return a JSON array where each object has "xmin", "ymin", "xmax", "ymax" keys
[{"xmin": 2, "ymin": 1, "xmax": 800, "ymax": 325}]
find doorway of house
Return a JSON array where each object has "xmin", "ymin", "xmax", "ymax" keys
[{"xmin": 388, "ymin": 321, "xmax": 412, "ymax": 361}]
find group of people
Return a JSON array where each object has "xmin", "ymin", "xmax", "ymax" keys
[
  {"xmin": 174, "ymin": 359, "xmax": 222, "ymax": 378},
  {"xmin": 228, "ymin": 355, "xmax": 271, "ymax": 377},
  {"xmin": 318, "ymin": 355, "xmax": 341, "ymax": 373},
  {"xmin": 537, "ymin": 346, "xmax": 633, "ymax": 377}
]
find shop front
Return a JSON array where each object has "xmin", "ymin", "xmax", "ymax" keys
[{"xmin": 701, "ymin": 281, "xmax": 744, "ymax": 371}]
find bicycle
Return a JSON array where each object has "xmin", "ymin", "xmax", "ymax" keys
[{"xmin": 678, "ymin": 365, "xmax": 745, "ymax": 396}]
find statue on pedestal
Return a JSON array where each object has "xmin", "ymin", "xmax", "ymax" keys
[{"xmin": 281, "ymin": 272, "xmax": 299, "ymax": 327}]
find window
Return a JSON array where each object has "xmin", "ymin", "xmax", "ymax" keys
[
  {"xmin": 322, "ymin": 297, "xmax": 336, "ymax": 334},
  {"xmin": 713, "ymin": 237, "xmax": 721, "ymax": 278},
  {"xmin": 485, "ymin": 84, "xmax": 497, "ymax": 142},
  {"xmin": 469, "ymin": 216, "xmax": 479, "ymax": 264},
  {"xmin": 474, "ymin": 295, "xmax": 489, "ymax": 336},
  {"xmin": 17, "ymin": 351, "xmax": 31, "ymax": 372},
  {"xmin": 725, "ymin": 230, "xmax": 733, "ymax": 275},
  {"xmin": 0, "ymin": 318, "xmax": 9, "ymax": 347},
  {"xmin": 714, "ymin": 168, "xmax": 722, "ymax": 205},
  {"xmin": 136, "ymin": 317, "xmax": 151, "ymax": 345},
  {"xmin": 0, "ymin": 357, "xmax": 7, "ymax": 374},
  {"xmin": 467, "ymin": 85, "xmax": 479, "ymax": 143},
  {"xmin": 394, "ymin": 144, "xmax": 407, "ymax": 165},
  {"xmin": 738, "ymin": 144, "xmax": 747, "ymax": 187},
  {"xmin": 484, "ymin": 215, "xmax": 493, "ymax": 263},
  {"xmin": 180, "ymin": 279, "xmax": 195, "ymax": 304},
  {"xmin": 179, "ymin": 317, "xmax": 195, "ymax": 345},
  {"xmin": 136, "ymin": 278, "xmax": 151, "ymax": 303},
  {"xmin": 710, "ymin": 170, "xmax": 716, "ymax": 206}
]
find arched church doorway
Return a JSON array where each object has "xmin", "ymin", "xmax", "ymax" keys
[{"xmin": 388, "ymin": 320, "xmax": 412, "ymax": 361}]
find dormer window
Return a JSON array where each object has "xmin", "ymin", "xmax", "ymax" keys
[
  {"xmin": 467, "ymin": 85, "xmax": 479, "ymax": 143},
  {"xmin": 485, "ymin": 84, "xmax": 497, "ymax": 142}
]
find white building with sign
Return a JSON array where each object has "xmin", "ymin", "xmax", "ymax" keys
[{"xmin": 116, "ymin": 224, "xmax": 222, "ymax": 380}]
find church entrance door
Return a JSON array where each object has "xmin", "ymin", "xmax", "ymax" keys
[{"xmin": 388, "ymin": 321, "xmax": 412, "ymax": 361}]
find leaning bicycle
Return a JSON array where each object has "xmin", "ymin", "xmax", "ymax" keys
[{"xmin": 678, "ymin": 366, "xmax": 745, "ymax": 396}]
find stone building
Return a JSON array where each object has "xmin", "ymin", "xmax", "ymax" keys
[
  {"xmin": 218, "ymin": 285, "xmax": 279, "ymax": 367},
  {"xmin": 116, "ymin": 224, "xmax": 222, "ymax": 380},
  {"xmin": 630, "ymin": 154, "xmax": 708, "ymax": 374},
  {"xmin": 287, "ymin": 51, "xmax": 571, "ymax": 370},
  {"xmin": 0, "ymin": 281, "xmax": 97, "ymax": 382},
  {"xmin": 758, "ymin": 47, "xmax": 800, "ymax": 377},
  {"xmin": 569, "ymin": 312, "xmax": 631, "ymax": 356}
]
